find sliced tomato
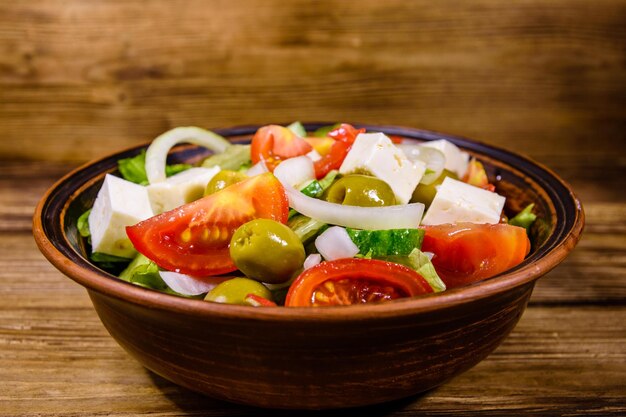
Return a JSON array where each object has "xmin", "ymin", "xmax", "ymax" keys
[
  {"xmin": 250, "ymin": 125, "xmax": 313, "ymax": 171},
  {"xmin": 313, "ymin": 123, "xmax": 366, "ymax": 178},
  {"xmin": 126, "ymin": 173, "xmax": 289, "ymax": 277},
  {"xmin": 327, "ymin": 123, "xmax": 366, "ymax": 144},
  {"xmin": 285, "ymin": 258, "xmax": 433, "ymax": 307},
  {"xmin": 421, "ymin": 223, "xmax": 531, "ymax": 289}
]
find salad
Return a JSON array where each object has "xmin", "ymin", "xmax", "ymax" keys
[{"xmin": 78, "ymin": 123, "xmax": 537, "ymax": 307}]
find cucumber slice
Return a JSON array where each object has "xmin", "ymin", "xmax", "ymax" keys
[{"xmin": 346, "ymin": 228, "xmax": 425, "ymax": 258}]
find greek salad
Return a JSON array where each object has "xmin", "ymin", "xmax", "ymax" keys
[{"xmin": 78, "ymin": 123, "xmax": 536, "ymax": 307}]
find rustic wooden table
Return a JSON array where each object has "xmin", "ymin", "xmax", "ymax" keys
[{"xmin": 1, "ymin": 1, "xmax": 625, "ymax": 415}]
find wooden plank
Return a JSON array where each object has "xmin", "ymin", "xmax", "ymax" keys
[
  {"xmin": 0, "ymin": 0, "xmax": 624, "ymax": 162},
  {"xmin": 0, "ymin": 303, "xmax": 623, "ymax": 415}
]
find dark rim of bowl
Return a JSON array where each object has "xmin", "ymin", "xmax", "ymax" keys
[{"xmin": 33, "ymin": 123, "xmax": 584, "ymax": 322}]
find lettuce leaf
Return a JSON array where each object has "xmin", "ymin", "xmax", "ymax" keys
[
  {"xmin": 201, "ymin": 144, "xmax": 251, "ymax": 171},
  {"xmin": 77, "ymin": 209, "xmax": 91, "ymax": 237},
  {"xmin": 509, "ymin": 203, "xmax": 537, "ymax": 231},
  {"xmin": 386, "ymin": 249, "xmax": 446, "ymax": 292},
  {"xmin": 119, "ymin": 253, "xmax": 168, "ymax": 290},
  {"xmin": 119, "ymin": 150, "xmax": 192, "ymax": 185}
]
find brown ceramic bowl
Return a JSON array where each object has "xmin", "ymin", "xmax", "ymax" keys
[{"xmin": 33, "ymin": 123, "xmax": 584, "ymax": 410}]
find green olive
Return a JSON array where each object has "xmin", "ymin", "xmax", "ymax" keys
[
  {"xmin": 229, "ymin": 219, "xmax": 305, "ymax": 284},
  {"xmin": 204, "ymin": 277, "xmax": 272, "ymax": 305},
  {"xmin": 410, "ymin": 169, "xmax": 458, "ymax": 208},
  {"xmin": 323, "ymin": 174, "xmax": 396, "ymax": 207},
  {"xmin": 204, "ymin": 170, "xmax": 247, "ymax": 196}
]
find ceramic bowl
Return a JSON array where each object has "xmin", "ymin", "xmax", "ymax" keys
[{"xmin": 33, "ymin": 123, "xmax": 584, "ymax": 409}]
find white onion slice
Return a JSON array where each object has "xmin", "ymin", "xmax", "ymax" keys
[
  {"xmin": 315, "ymin": 227, "xmax": 359, "ymax": 261},
  {"xmin": 246, "ymin": 160, "xmax": 269, "ymax": 176},
  {"xmin": 303, "ymin": 253, "xmax": 322, "ymax": 270},
  {"xmin": 397, "ymin": 144, "xmax": 446, "ymax": 185},
  {"xmin": 146, "ymin": 127, "xmax": 231, "ymax": 184},
  {"xmin": 159, "ymin": 271, "xmax": 226, "ymax": 296},
  {"xmin": 273, "ymin": 156, "xmax": 315, "ymax": 188},
  {"xmin": 283, "ymin": 185, "xmax": 424, "ymax": 229}
]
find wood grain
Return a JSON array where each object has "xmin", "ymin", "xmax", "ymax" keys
[
  {"xmin": 1, "ymin": 0, "xmax": 625, "ymax": 164},
  {"xmin": 1, "ymin": 0, "xmax": 625, "ymax": 414}
]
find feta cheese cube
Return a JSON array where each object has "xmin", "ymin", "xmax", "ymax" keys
[
  {"xmin": 88, "ymin": 174, "xmax": 154, "ymax": 258},
  {"xmin": 339, "ymin": 133, "xmax": 425, "ymax": 204},
  {"xmin": 421, "ymin": 177, "xmax": 505, "ymax": 225},
  {"xmin": 147, "ymin": 167, "xmax": 220, "ymax": 214},
  {"xmin": 420, "ymin": 139, "xmax": 470, "ymax": 178}
]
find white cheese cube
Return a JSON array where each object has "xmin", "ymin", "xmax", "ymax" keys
[
  {"xmin": 88, "ymin": 174, "xmax": 154, "ymax": 258},
  {"xmin": 339, "ymin": 133, "xmax": 425, "ymax": 204},
  {"xmin": 420, "ymin": 139, "xmax": 470, "ymax": 178},
  {"xmin": 147, "ymin": 167, "xmax": 220, "ymax": 214},
  {"xmin": 421, "ymin": 177, "xmax": 505, "ymax": 225}
]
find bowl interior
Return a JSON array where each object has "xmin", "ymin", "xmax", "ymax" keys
[{"xmin": 36, "ymin": 123, "xmax": 584, "ymax": 317}]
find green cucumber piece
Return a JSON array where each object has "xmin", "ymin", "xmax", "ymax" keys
[{"xmin": 346, "ymin": 228, "xmax": 425, "ymax": 258}]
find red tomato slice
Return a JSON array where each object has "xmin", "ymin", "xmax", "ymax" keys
[
  {"xmin": 126, "ymin": 173, "xmax": 289, "ymax": 277},
  {"xmin": 313, "ymin": 123, "xmax": 366, "ymax": 179},
  {"xmin": 250, "ymin": 125, "xmax": 313, "ymax": 171},
  {"xmin": 285, "ymin": 258, "xmax": 433, "ymax": 307},
  {"xmin": 421, "ymin": 223, "xmax": 531, "ymax": 289}
]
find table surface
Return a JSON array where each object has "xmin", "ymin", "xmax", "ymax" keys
[{"xmin": 1, "ymin": 1, "xmax": 625, "ymax": 415}]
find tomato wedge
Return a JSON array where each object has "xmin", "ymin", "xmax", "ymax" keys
[
  {"xmin": 126, "ymin": 173, "xmax": 289, "ymax": 277},
  {"xmin": 421, "ymin": 223, "xmax": 531, "ymax": 289},
  {"xmin": 250, "ymin": 125, "xmax": 313, "ymax": 171},
  {"xmin": 313, "ymin": 123, "xmax": 366, "ymax": 178},
  {"xmin": 285, "ymin": 258, "xmax": 433, "ymax": 307}
]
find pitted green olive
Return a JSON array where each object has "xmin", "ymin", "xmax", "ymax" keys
[
  {"xmin": 323, "ymin": 174, "xmax": 396, "ymax": 207},
  {"xmin": 204, "ymin": 277, "xmax": 272, "ymax": 305},
  {"xmin": 410, "ymin": 169, "xmax": 458, "ymax": 208},
  {"xmin": 204, "ymin": 170, "xmax": 247, "ymax": 196},
  {"xmin": 229, "ymin": 219, "xmax": 305, "ymax": 284}
]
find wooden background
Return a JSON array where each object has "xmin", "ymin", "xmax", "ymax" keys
[{"xmin": 1, "ymin": 1, "xmax": 625, "ymax": 415}]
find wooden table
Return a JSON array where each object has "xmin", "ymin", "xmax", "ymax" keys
[{"xmin": 1, "ymin": 1, "xmax": 625, "ymax": 415}]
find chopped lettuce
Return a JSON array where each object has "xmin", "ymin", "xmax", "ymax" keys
[
  {"xmin": 288, "ymin": 214, "xmax": 328, "ymax": 244},
  {"xmin": 386, "ymin": 249, "xmax": 446, "ymax": 292},
  {"xmin": 118, "ymin": 150, "xmax": 192, "ymax": 185},
  {"xmin": 119, "ymin": 254, "xmax": 168, "ymax": 290},
  {"xmin": 77, "ymin": 209, "xmax": 91, "ymax": 237},
  {"xmin": 509, "ymin": 203, "xmax": 537, "ymax": 231},
  {"xmin": 89, "ymin": 252, "xmax": 132, "ymax": 273},
  {"xmin": 201, "ymin": 144, "xmax": 251, "ymax": 171},
  {"xmin": 346, "ymin": 228, "xmax": 425, "ymax": 258},
  {"xmin": 299, "ymin": 180, "xmax": 324, "ymax": 198},
  {"xmin": 287, "ymin": 121, "xmax": 307, "ymax": 137}
]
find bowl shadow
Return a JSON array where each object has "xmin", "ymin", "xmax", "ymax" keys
[{"xmin": 147, "ymin": 368, "xmax": 426, "ymax": 415}]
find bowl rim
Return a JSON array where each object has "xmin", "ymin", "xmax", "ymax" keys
[{"xmin": 33, "ymin": 122, "xmax": 585, "ymax": 322}]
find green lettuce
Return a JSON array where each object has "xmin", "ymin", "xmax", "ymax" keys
[
  {"xmin": 118, "ymin": 150, "xmax": 192, "ymax": 185},
  {"xmin": 201, "ymin": 144, "xmax": 251, "ymax": 171},
  {"xmin": 119, "ymin": 254, "xmax": 168, "ymax": 290},
  {"xmin": 386, "ymin": 249, "xmax": 446, "ymax": 293},
  {"xmin": 509, "ymin": 203, "xmax": 537, "ymax": 231}
]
